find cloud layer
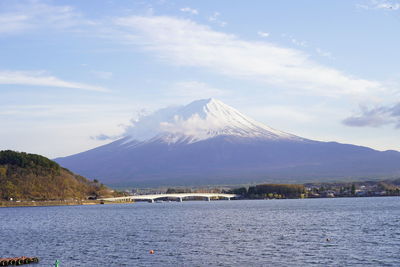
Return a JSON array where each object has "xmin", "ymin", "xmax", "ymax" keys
[
  {"xmin": 1, "ymin": 2, "xmax": 388, "ymax": 100},
  {"xmin": 114, "ymin": 15, "xmax": 383, "ymax": 98},
  {"xmin": 358, "ymin": 0, "xmax": 400, "ymax": 10},
  {"xmin": 0, "ymin": 70, "xmax": 108, "ymax": 92},
  {"xmin": 180, "ymin": 7, "xmax": 198, "ymax": 15},
  {"xmin": 0, "ymin": 1, "xmax": 84, "ymax": 34}
]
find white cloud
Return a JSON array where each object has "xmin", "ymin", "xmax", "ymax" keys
[
  {"xmin": 0, "ymin": 70, "xmax": 109, "ymax": 92},
  {"xmin": 0, "ymin": 104, "xmax": 130, "ymax": 117},
  {"xmin": 180, "ymin": 7, "xmax": 198, "ymax": 15},
  {"xmin": 90, "ymin": 133, "xmax": 120, "ymax": 141},
  {"xmin": 159, "ymin": 113, "xmax": 224, "ymax": 140},
  {"xmin": 246, "ymin": 105, "xmax": 315, "ymax": 124},
  {"xmin": 356, "ymin": 4, "xmax": 371, "ymax": 9},
  {"xmin": 291, "ymin": 38, "xmax": 307, "ymax": 47},
  {"xmin": 316, "ymin": 48, "xmax": 334, "ymax": 59},
  {"xmin": 357, "ymin": 0, "xmax": 400, "ymax": 10},
  {"xmin": 208, "ymin": 12, "xmax": 227, "ymax": 27},
  {"xmin": 377, "ymin": 2, "xmax": 400, "ymax": 9},
  {"xmin": 113, "ymin": 15, "xmax": 383, "ymax": 98},
  {"xmin": 281, "ymin": 33, "xmax": 308, "ymax": 48},
  {"xmin": 257, "ymin": 31, "xmax": 269, "ymax": 38},
  {"xmin": 0, "ymin": 14, "xmax": 31, "ymax": 34},
  {"xmin": 0, "ymin": 0, "xmax": 86, "ymax": 35}
]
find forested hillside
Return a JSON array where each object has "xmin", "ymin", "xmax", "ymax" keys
[{"xmin": 0, "ymin": 150, "xmax": 115, "ymax": 200}]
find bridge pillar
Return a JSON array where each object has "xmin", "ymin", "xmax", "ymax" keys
[
  {"xmin": 206, "ymin": 197, "xmax": 211, "ymax": 202},
  {"xmin": 178, "ymin": 197, "xmax": 183, "ymax": 202},
  {"xmin": 227, "ymin": 197, "xmax": 231, "ymax": 201},
  {"xmin": 149, "ymin": 199, "xmax": 154, "ymax": 203}
]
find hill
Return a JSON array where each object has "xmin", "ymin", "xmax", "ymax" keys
[
  {"xmin": 0, "ymin": 150, "xmax": 115, "ymax": 201},
  {"xmin": 55, "ymin": 99, "xmax": 400, "ymax": 187}
]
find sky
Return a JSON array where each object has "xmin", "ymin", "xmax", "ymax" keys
[{"xmin": 1, "ymin": 0, "xmax": 400, "ymax": 158}]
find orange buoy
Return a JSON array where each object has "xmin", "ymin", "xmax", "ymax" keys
[{"xmin": 149, "ymin": 250, "xmax": 155, "ymax": 254}]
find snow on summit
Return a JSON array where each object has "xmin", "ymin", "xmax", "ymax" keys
[{"xmin": 122, "ymin": 98, "xmax": 303, "ymax": 144}]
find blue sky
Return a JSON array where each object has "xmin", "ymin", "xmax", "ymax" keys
[{"xmin": 1, "ymin": 0, "xmax": 400, "ymax": 157}]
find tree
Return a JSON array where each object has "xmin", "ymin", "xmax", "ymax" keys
[
  {"xmin": 351, "ymin": 184, "xmax": 356, "ymax": 195},
  {"xmin": 3, "ymin": 181, "xmax": 18, "ymax": 200},
  {"xmin": 232, "ymin": 187, "xmax": 247, "ymax": 196}
]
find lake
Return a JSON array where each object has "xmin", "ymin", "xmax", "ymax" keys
[{"xmin": 1, "ymin": 197, "xmax": 399, "ymax": 266}]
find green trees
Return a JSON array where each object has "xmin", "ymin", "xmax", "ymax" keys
[
  {"xmin": 166, "ymin": 188, "xmax": 192, "ymax": 193},
  {"xmin": 351, "ymin": 184, "xmax": 356, "ymax": 195},
  {"xmin": 0, "ymin": 150, "xmax": 60, "ymax": 170},
  {"xmin": 0, "ymin": 150, "xmax": 113, "ymax": 201},
  {"xmin": 247, "ymin": 184, "xmax": 305, "ymax": 199},
  {"xmin": 2, "ymin": 181, "xmax": 18, "ymax": 200},
  {"xmin": 0, "ymin": 166, "xmax": 6, "ymax": 177},
  {"xmin": 230, "ymin": 184, "xmax": 306, "ymax": 199},
  {"xmin": 232, "ymin": 187, "xmax": 247, "ymax": 195}
]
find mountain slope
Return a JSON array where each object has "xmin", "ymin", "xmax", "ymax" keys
[
  {"xmin": 0, "ymin": 150, "xmax": 113, "ymax": 200},
  {"xmin": 55, "ymin": 99, "xmax": 400, "ymax": 186}
]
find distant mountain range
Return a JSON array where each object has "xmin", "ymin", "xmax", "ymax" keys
[{"xmin": 55, "ymin": 98, "xmax": 400, "ymax": 187}]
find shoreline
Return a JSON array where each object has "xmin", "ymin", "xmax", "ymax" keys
[
  {"xmin": 0, "ymin": 200, "xmax": 130, "ymax": 208},
  {"xmin": 2, "ymin": 195, "xmax": 399, "ymax": 208}
]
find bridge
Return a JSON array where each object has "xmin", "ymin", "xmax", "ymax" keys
[{"xmin": 100, "ymin": 193, "xmax": 238, "ymax": 203}]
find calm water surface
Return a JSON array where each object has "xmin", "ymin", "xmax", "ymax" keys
[{"xmin": 1, "ymin": 197, "xmax": 400, "ymax": 266}]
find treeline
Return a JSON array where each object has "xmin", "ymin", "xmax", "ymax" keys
[
  {"xmin": 0, "ymin": 150, "xmax": 60, "ymax": 170},
  {"xmin": 166, "ymin": 188, "xmax": 223, "ymax": 194},
  {"xmin": 166, "ymin": 188, "xmax": 192, "ymax": 194},
  {"xmin": 0, "ymin": 150, "xmax": 116, "ymax": 201},
  {"xmin": 230, "ymin": 184, "xmax": 306, "ymax": 199}
]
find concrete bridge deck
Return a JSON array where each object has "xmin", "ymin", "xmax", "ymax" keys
[{"xmin": 100, "ymin": 193, "xmax": 238, "ymax": 203}]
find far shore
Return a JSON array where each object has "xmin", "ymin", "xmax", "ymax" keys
[
  {"xmin": 0, "ymin": 200, "xmax": 130, "ymax": 208},
  {"xmin": 3, "ymin": 194, "xmax": 400, "ymax": 208}
]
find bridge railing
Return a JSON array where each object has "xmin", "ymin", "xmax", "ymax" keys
[{"xmin": 100, "ymin": 193, "xmax": 238, "ymax": 202}]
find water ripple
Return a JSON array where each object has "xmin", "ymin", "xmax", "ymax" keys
[{"xmin": 0, "ymin": 197, "xmax": 400, "ymax": 266}]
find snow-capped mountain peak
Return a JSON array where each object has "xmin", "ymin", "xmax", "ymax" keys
[
  {"xmin": 56, "ymin": 99, "xmax": 400, "ymax": 187},
  {"xmin": 123, "ymin": 98, "xmax": 303, "ymax": 144}
]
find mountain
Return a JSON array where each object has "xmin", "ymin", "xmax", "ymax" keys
[
  {"xmin": 55, "ymin": 98, "xmax": 400, "ymax": 187},
  {"xmin": 119, "ymin": 98, "xmax": 304, "ymax": 144},
  {"xmin": 0, "ymin": 150, "xmax": 114, "ymax": 200}
]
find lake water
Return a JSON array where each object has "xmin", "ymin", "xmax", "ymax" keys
[{"xmin": 1, "ymin": 197, "xmax": 400, "ymax": 266}]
